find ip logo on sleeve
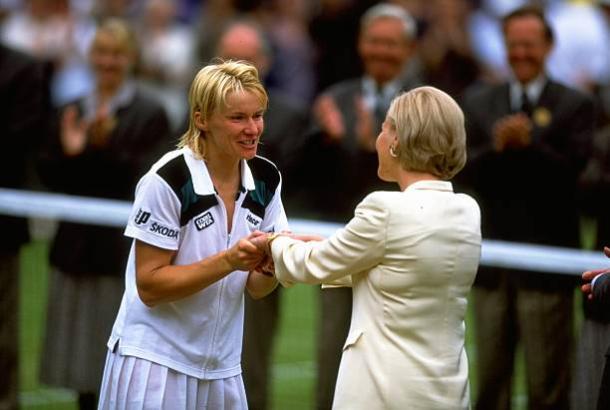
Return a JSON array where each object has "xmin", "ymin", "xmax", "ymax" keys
[{"xmin": 134, "ymin": 209, "xmax": 151, "ymax": 225}]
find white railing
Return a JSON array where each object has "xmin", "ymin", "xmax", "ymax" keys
[{"xmin": 0, "ymin": 188, "xmax": 607, "ymax": 275}]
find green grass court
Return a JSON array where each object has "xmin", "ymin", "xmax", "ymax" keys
[{"xmin": 19, "ymin": 239, "xmax": 564, "ymax": 409}]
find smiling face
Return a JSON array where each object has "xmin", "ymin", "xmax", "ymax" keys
[
  {"xmin": 198, "ymin": 90, "xmax": 265, "ymax": 162},
  {"xmin": 504, "ymin": 14, "xmax": 552, "ymax": 84},
  {"xmin": 358, "ymin": 17, "xmax": 414, "ymax": 85}
]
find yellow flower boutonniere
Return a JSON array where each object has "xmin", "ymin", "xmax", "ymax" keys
[{"xmin": 533, "ymin": 107, "xmax": 552, "ymax": 128}]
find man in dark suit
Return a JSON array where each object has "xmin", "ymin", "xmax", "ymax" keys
[
  {"xmin": 459, "ymin": 6, "xmax": 594, "ymax": 410},
  {"xmin": 215, "ymin": 18, "xmax": 309, "ymax": 410},
  {"xmin": 0, "ymin": 43, "xmax": 47, "ymax": 410},
  {"xmin": 582, "ymin": 247, "xmax": 610, "ymax": 410},
  {"xmin": 297, "ymin": 3, "xmax": 422, "ymax": 408}
]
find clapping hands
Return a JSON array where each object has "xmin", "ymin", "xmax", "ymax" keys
[
  {"xmin": 60, "ymin": 104, "xmax": 116, "ymax": 156},
  {"xmin": 492, "ymin": 113, "xmax": 532, "ymax": 152},
  {"xmin": 314, "ymin": 94, "xmax": 345, "ymax": 142}
]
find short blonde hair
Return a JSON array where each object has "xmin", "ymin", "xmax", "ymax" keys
[
  {"xmin": 178, "ymin": 60, "xmax": 268, "ymax": 158},
  {"xmin": 386, "ymin": 86, "xmax": 466, "ymax": 179},
  {"xmin": 92, "ymin": 18, "xmax": 136, "ymax": 55}
]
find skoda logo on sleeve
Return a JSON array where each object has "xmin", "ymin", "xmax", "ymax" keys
[{"xmin": 149, "ymin": 222, "xmax": 179, "ymax": 239}]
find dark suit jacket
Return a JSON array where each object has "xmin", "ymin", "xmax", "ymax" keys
[
  {"xmin": 459, "ymin": 79, "xmax": 594, "ymax": 288},
  {"xmin": 0, "ymin": 44, "xmax": 48, "ymax": 252},
  {"xmin": 38, "ymin": 88, "xmax": 171, "ymax": 276}
]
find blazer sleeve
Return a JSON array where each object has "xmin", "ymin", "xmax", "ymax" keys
[{"xmin": 271, "ymin": 192, "xmax": 388, "ymax": 287}]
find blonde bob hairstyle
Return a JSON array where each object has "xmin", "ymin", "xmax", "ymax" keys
[
  {"xmin": 386, "ymin": 86, "xmax": 466, "ymax": 180},
  {"xmin": 178, "ymin": 59, "xmax": 268, "ymax": 158}
]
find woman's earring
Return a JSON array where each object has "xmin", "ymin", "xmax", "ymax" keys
[{"xmin": 389, "ymin": 145, "xmax": 399, "ymax": 158}]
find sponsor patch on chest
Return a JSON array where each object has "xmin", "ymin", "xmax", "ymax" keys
[
  {"xmin": 194, "ymin": 211, "xmax": 215, "ymax": 231},
  {"xmin": 246, "ymin": 212, "xmax": 262, "ymax": 229}
]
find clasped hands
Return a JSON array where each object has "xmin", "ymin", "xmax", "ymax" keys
[{"xmin": 227, "ymin": 231, "xmax": 324, "ymax": 277}]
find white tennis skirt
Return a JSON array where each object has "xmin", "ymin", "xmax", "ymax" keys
[{"xmin": 98, "ymin": 350, "xmax": 248, "ymax": 410}]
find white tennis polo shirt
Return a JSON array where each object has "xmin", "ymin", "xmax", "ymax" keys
[{"xmin": 107, "ymin": 147, "xmax": 289, "ymax": 380}]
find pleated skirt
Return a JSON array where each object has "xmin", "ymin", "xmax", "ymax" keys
[{"xmin": 98, "ymin": 350, "xmax": 248, "ymax": 410}]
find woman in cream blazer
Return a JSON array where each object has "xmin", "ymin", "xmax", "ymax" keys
[{"xmin": 253, "ymin": 86, "xmax": 481, "ymax": 409}]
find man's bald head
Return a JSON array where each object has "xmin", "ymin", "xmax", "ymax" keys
[{"xmin": 216, "ymin": 20, "xmax": 271, "ymax": 77}]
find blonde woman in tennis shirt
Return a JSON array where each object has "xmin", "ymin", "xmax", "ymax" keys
[{"xmin": 98, "ymin": 60, "xmax": 287, "ymax": 409}]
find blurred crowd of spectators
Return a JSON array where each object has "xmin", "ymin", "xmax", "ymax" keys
[{"xmin": 2, "ymin": 0, "xmax": 609, "ymax": 135}]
